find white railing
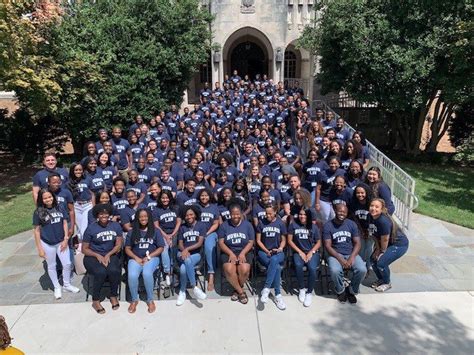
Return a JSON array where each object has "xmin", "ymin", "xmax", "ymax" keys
[{"xmin": 307, "ymin": 100, "xmax": 419, "ymax": 232}]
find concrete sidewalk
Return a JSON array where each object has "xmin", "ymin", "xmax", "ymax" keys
[
  {"xmin": 0, "ymin": 212, "xmax": 472, "ymax": 306},
  {"xmin": 1, "ymin": 291, "xmax": 473, "ymax": 354}
]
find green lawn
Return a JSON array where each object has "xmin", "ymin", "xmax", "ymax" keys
[
  {"xmin": 400, "ymin": 162, "xmax": 474, "ymax": 229},
  {"xmin": 0, "ymin": 182, "xmax": 35, "ymax": 240}
]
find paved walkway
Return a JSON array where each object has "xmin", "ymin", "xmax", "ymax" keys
[
  {"xmin": 0, "ymin": 213, "xmax": 472, "ymax": 306},
  {"xmin": 1, "ymin": 292, "xmax": 473, "ymax": 353}
]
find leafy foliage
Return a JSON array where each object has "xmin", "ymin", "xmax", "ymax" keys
[
  {"xmin": 299, "ymin": 0, "xmax": 473, "ymax": 153},
  {"xmin": 54, "ymin": 0, "xmax": 212, "ymax": 144},
  {"xmin": 0, "ymin": 0, "xmax": 211, "ymax": 157}
]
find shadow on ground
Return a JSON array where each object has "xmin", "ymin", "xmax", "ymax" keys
[{"xmin": 310, "ymin": 303, "xmax": 474, "ymax": 354}]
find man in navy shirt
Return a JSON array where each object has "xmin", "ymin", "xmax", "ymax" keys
[
  {"xmin": 111, "ymin": 127, "xmax": 131, "ymax": 183},
  {"xmin": 323, "ymin": 204, "xmax": 367, "ymax": 304}
]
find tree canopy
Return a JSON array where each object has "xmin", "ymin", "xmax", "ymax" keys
[
  {"xmin": 0, "ymin": 0, "xmax": 212, "ymax": 156},
  {"xmin": 299, "ymin": 0, "xmax": 473, "ymax": 154}
]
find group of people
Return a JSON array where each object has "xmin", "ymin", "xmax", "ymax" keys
[{"xmin": 31, "ymin": 70, "xmax": 409, "ymax": 314}]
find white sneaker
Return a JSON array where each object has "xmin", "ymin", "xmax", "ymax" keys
[
  {"xmin": 275, "ymin": 294, "xmax": 286, "ymax": 310},
  {"xmin": 193, "ymin": 286, "xmax": 207, "ymax": 300},
  {"xmin": 63, "ymin": 285, "xmax": 80, "ymax": 293},
  {"xmin": 298, "ymin": 289, "xmax": 306, "ymax": 303},
  {"xmin": 165, "ymin": 275, "xmax": 171, "ymax": 286},
  {"xmin": 176, "ymin": 291, "xmax": 186, "ymax": 306},
  {"xmin": 260, "ymin": 287, "xmax": 270, "ymax": 304},
  {"xmin": 54, "ymin": 287, "xmax": 62, "ymax": 300},
  {"xmin": 303, "ymin": 293, "xmax": 313, "ymax": 307}
]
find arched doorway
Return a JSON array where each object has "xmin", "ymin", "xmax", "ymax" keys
[
  {"xmin": 222, "ymin": 27, "xmax": 273, "ymax": 81},
  {"xmin": 230, "ymin": 41, "xmax": 267, "ymax": 79}
]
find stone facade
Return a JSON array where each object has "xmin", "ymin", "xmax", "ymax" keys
[{"xmin": 187, "ymin": 0, "xmax": 317, "ymax": 102}]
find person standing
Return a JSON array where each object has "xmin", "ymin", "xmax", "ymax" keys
[{"xmin": 33, "ymin": 189, "xmax": 80, "ymax": 300}]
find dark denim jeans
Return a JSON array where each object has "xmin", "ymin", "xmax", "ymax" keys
[{"xmin": 372, "ymin": 243, "xmax": 409, "ymax": 284}]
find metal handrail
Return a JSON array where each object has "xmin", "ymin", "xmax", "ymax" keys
[{"xmin": 305, "ymin": 100, "xmax": 419, "ymax": 232}]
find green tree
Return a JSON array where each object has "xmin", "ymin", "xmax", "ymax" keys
[
  {"xmin": 54, "ymin": 0, "xmax": 212, "ymax": 151},
  {"xmin": 299, "ymin": 0, "xmax": 473, "ymax": 154}
]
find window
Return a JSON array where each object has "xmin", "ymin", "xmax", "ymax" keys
[
  {"xmin": 199, "ymin": 54, "xmax": 212, "ymax": 83},
  {"xmin": 284, "ymin": 50, "xmax": 297, "ymax": 78}
]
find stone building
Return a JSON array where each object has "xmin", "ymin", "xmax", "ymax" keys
[{"xmin": 186, "ymin": 0, "xmax": 318, "ymax": 103}]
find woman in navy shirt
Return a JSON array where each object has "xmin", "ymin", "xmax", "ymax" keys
[
  {"xmin": 125, "ymin": 208, "xmax": 165, "ymax": 314},
  {"xmin": 369, "ymin": 198, "xmax": 409, "ymax": 292},
  {"xmin": 287, "ymin": 208, "xmax": 321, "ymax": 307},
  {"xmin": 176, "ymin": 206, "xmax": 207, "ymax": 306},
  {"xmin": 256, "ymin": 205, "xmax": 287, "ymax": 310},
  {"xmin": 217, "ymin": 187, "xmax": 234, "ymax": 222},
  {"xmin": 83, "ymin": 157, "xmax": 106, "ymax": 194},
  {"xmin": 97, "ymin": 152, "xmax": 117, "ymax": 191},
  {"xmin": 153, "ymin": 190, "xmax": 181, "ymax": 287},
  {"xmin": 33, "ymin": 188, "xmax": 79, "ymax": 300},
  {"xmin": 87, "ymin": 191, "xmax": 119, "ymax": 225},
  {"xmin": 252, "ymin": 190, "xmax": 272, "ymax": 227},
  {"xmin": 197, "ymin": 189, "xmax": 220, "ymax": 291},
  {"xmin": 365, "ymin": 167, "xmax": 395, "ymax": 215},
  {"xmin": 315, "ymin": 156, "xmax": 345, "ymax": 223},
  {"xmin": 218, "ymin": 203, "xmax": 255, "ymax": 304},
  {"xmin": 346, "ymin": 160, "xmax": 365, "ymax": 190},
  {"xmin": 68, "ymin": 163, "xmax": 95, "ymax": 241},
  {"xmin": 83, "ymin": 204, "xmax": 123, "ymax": 314},
  {"xmin": 302, "ymin": 149, "xmax": 327, "ymax": 206},
  {"xmin": 349, "ymin": 183, "xmax": 373, "ymax": 270}
]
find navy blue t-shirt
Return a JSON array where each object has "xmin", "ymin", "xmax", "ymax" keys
[
  {"xmin": 33, "ymin": 168, "xmax": 69, "ymax": 189},
  {"xmin": 317, "ymin": 168, "xmax": 346, "ymax": 202},
  {"xmin": 176, "ymin": 190, "xmax": 198, "ymax": 208},
  {"xmin": 374, "ymin": 182, "xmax": 395, "ymax": 215},
  {"xmin": 252, "ymin": 203, "xmax": 267, "ymax": 224},
  {"xmin": 198, "ymin": 203, "xmax": 219, "ymax": 232},
  {"xmin": 368, "ymin": 214, "xmax": 409, "ymax": 247},
  {"xmin": 153, "ymin": 206, "xmax": 179, "ymax": 234},
  {"xmin": 83, "ymin": 221, "xmax": 123, "ymax": 256},
  {"xmin": 86, "ymin": 170, "xmax": 106, "ymax": 193},
  {"xmin": 218, "ymin": 204, "xmax": 231, "ymax": 222},
  {"xmin": 178, "ymin": 222, "xmax": 207, "ymax": 254},
  {"xmin": 302, "ymin": 160, "xmax": 328, "ymax": 191},
  {"xmin": 218, "ymin": 219, "xmax": 255, "ymax": 254},
  {"xmin": 329, "ymin": 187, "xmax": 353, "ymax": 207},
  {"xmin": 111, "ymin": 193, "xmax": 128, "ymax": 211},
  {"xmin": 53, "ymin": 188, "xmax": 73, "ymax": 221},
  {"xmin": 125, "ymin": 229, "xmax": 165, "ymax": 258},
  {"xmin": 288, "ymin": 221, "xmax": 320, "ymax": 253},
  {"xmin": 322, "ymin": 219, "xmax": 360, "ymax": 255},
  {"xmin": 119, "ymin": 204, "xmax": 145, "ymax": 226},
  {"xmin": 257, "ymin": 217, "xmax": 287, "ymax": 250},
  {"xmin": 33, "ymin": 207, "xmax": 66, "ymax": 245},
  {"xmin": 126, "ymin": 181, "xmax": 147, "ymax": 197},
  {"xmin": 349, "ymin": 200, "xmax": 370, "ymax": 230}
]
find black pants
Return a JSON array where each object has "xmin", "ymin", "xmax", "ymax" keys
[{"xmin": 84, "ymin": 255, "xmax": 121, "ymax": 301}]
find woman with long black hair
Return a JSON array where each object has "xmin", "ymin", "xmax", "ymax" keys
[{"xmin": 125, "ymin": 208, "xmax": 165, "ymax": 313}]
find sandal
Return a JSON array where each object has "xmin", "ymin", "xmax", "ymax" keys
[
  {"xmin": 238, "ymin": 292, "xmax": 248, "ymax": 305},
  {"xmin": 147, "ymin": 301, "xmax": 156, "ymax": 313},
  {"xmin": 128, "ymin": 301, "xmax": 138, "ymax": 314},
  {"xmin": 231, "ymin": 291, "xmax": 239, "ymax": 302},
  {"xmin": 110, "ymin": 298, "xmax": 120, "ymax": 310},
  {"xmin": 92, "ymin": 304, "xmax": 105, "ymax": 314}
]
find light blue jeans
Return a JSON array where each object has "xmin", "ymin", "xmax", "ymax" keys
[
  {"xmin": 257, "ymin": 250, "xmax": 285, "ymax": 295},
  {"xmin": 328, "ymin": 254, "xmax": 366, "ymax": 295},
  {"xmin": 128, "ymin": 257, "xmax": 160, "ymax": 302},
  {"xmin": 177, "ymin": 252, "xmax": 201, "ymax": 292},
  {"xmin": 205, "ymin": 232, "xmax": 218, "ymax": 274},
  {"xmin": 161, "ymin": 243, "xmax": 173, "ymax": 274}
]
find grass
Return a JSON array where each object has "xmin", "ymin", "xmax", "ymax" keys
[
  {"xmin": 0, "ymin": 182, "xmax": 35, "ymax": 240},
  {"xmin": 399, "ymin": 162, "xmax": 474, "ymax": 229}
]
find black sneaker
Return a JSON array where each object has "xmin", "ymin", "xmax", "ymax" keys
[
  {"xmin": 337, "ymin": 291, "xmax": 347, "ymax": 303},
  {"xmin": 346, "ymin": 288, "xmax": 357, "ymax": 304}
]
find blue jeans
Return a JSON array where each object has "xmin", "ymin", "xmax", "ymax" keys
[
  {"xmin": 372, "ymin": 244, "xmax": 408, "ymax": 284},
  {"xmin": 328, "ymin": 254, "xmax": 366, "ymax": 295},
  {"xmin": 257, "ymin": 250, "xmax": 285, "ymax": 295},
  {"xmin": 161, "ymin": 243, "xmax": 174, "ymax": 274},
  {"xmin": 293, "ymin": 252, "xmax": 320, "ymax": 293},
  {"xmin": 127, "ymin": 257, "xmax": 160, "ymax": 302},
  {"xmin": 359, "ymin": 237, "xmax": 374, "ymax": 269},
  {"xmin": 204, "ymin": 232, "xmax": 218, "ymax": 274},
  {"xmin": 177, "ymin": 252, "xmax": 201, "ymax": 292}
]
